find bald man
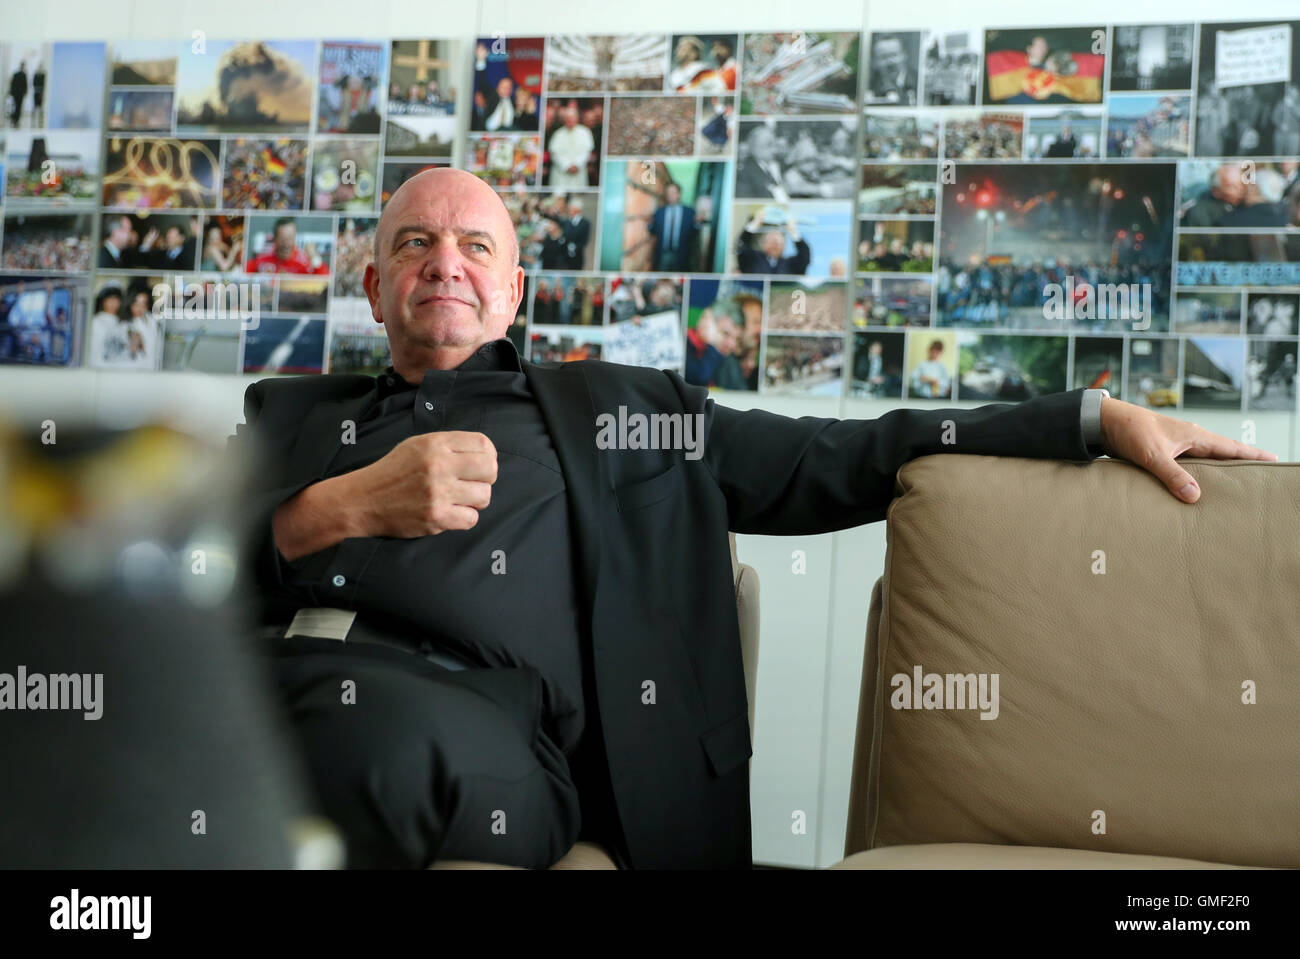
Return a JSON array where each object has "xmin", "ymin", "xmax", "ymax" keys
[{"xmin": 229, "ymin": 168, "xmax": 1276, "ymax": 871}]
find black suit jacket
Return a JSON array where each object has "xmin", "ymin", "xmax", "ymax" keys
[
  {"xmin": 648, "ymin": 205, "xmax": 696, "ymax": 271},
  {"xmin": 735, "ymin": 156, "xmax": 782, "ymax": 199},
  {"xmin": 229, "ymin": 360, "xmax": 1094, "ymax": 868}
]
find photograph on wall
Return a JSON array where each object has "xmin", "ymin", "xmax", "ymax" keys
[
  {"xmin": 730, "ymin": 200, "xmax": 849, "ymax": 278},
  {"xmin": 942, "ymin": 110, "xmax": 1024, "ymax": 160},
  {"xmin": 955, "ymin": 331, "xmax": 1067, "ymax": 400},
  {"xmin": 242, "ymin": 315, "xmax": 327, "ymax": 374},
  {"xmin": 1, "ymin": 212, "xmax": 92, "ymax": 271},
  {"xmin": 1109, "ymin": 23, "xmax": 1193, "ymax": 91},
  {"xmin": 857, "ymin": 219, "xmax": 934, "ymax": 272},
  {"xmin": 385, "ymin": 115, "xmax": 456, "ymax": 158},
  {"xmin": 47, "ymin": 42, "xmax": 107, "ymax": 130},
  {"xmin": 1127, "ymin": 336, "xmax": 1179, "ymax": 408},
  {"xmin": 161, "ymin": 307, "xmax": 243, "ymax": 374},
  {"xmin": 982, "ymin": 27, "xmax": 1105, "ymax": 105},
  {"xmin": 467, "ymin": 134, "xmax": 540, "ymax": 188},
  {"xmin": 1246, "ymin": 338, "xmax": 1297, "ymax": 410},
  {"xmin": 97, "ymin": 212, "xmax": 198, "ymax": 271},
  {"xmin": 529, "ymin": 326, "xmax": 603, "ymax": 363},
  {"xmin": 278, "ymin": 276, "xmax": 329, "ymax": 314},
  {"xmin": 1173, "ymin": 290, "xmax": 1242, "ymax": 334},
  {"xmin": 546, "ymin": 34, "xmax": 667, "ymax": 93},
  {"xmin": 858, "ymin": 163, "xmax": 938, "ymax": 215},
  {"xmin": 315, "ymin": 43, "xmax": 391, "ymax": 136},
  {"xmin": 668, "ymin": 34, "xmax": 737, "ymax": 93},
  {"xmin": 109, "ymin": 40, "xmax": 177, "ymax": 86},
  {"xmin": 849, "ymin": 330, "xmax": 905, "ymax": 397},
  {"xmin": 542, "ymin": 98, "xmax": 603, "ymax": 188},
  {"xmin": 599, "ymin": 159, "xmax": 732, "ymax": 274},
  {"xmin": 102, "ymin": 136, "xmax": 221, "ymax": 209},
  {"xmin": 1182, "ymin": 336, "xmax": 1244, "ymax": 410},
  {"xmin": 854, "ymin": 275, "xmax": 933, "ymax": 328},
  {"xmin": 332, "ymin": 216, "xmax": 378, "ymax": 296},
  {"xmin": 198, "ymin": 213, "xmax": 246, "ymax": 273},
  {"xmin": 381, "ymin": 161, "xmax": 447, "ymax": 207},
  {"xmin": 0, "ymin": 273, "xmax": 85, "ymax": 367},
  {"xmin": 1177, "ymin": 233, "xmax": 1300, "ymax": 286},
  {"xmin": 528, "ymin": 274, "xmax": 602, "ymax": 325},
  {"xmin": 1071, "ymin": 335, "xmax": 1122, "ymax": 392},
  {"xmin": 904, "ymin": 330, "xmax": 955, "ymax": 398},
  {"xmin": 5, "ymin": 131, "xmax": 99, "ymax": 208},
  {"xmin": 862, "ymin": 112, "xmax": 940, "ymax": 160},
  {"xmin": 388, "ymin": 39, "xmax": 458, "ymax": 117},
  {"xmin": 1105, "ymin": 94, "xmax": 1190, "ymax": 157},
  {"xmin": 1195, "ymin": 20, "xmax": 1300, "ymax": 157},
  {"xmin": 740, "ymin": 32, "xmax": 859, "ymax": 115},
  {"xmin": 607, "ymin": 96, "xmax": 695, "ymax": 157},
  {"xmin": 86, "ymin": 275, "xmax": 164, "ymax": 370},
  {"xmin": 326, "ymin": 306, "xmax": 390, "ymax": 375},
  {"xmin": 697, "ymin": 97, "xmax": 735, "ymax": 156},
  {"xmin": 1246, "ymin": 292, "xmax": 1298, "ymax": 335},
  {"xmin": 921, "ymin": 29, "xmax": 982, "ymax": 105},
  {"xmin": 936, "ymin": 162, "xmax": 1175, "ymax": 331},
  {"xmin": 316, "ymin": 40, "xmax": 385, "ymax": 135},
  {"xmin": 1024, "ymin": 109, "xmax": 1102, "ymax": 159},
  {"xmin": 767, "ymin": 278, "xmax": 847, "ymax": 333},
  {"xmin": 106, "ymin": 90, "xmax": 174, "ymax": 132},
  {"xmin": 4, "ymin": 43, "xmax": 50, "ymax": 130},
  {"xmin": 309, "ymin": 137, "xmax": 380, "ymax": 211},
  {"xmin": 863, "ymin": 32, "xmax": 921, "ymax": 106},
  {"xmin": 176, "ymin": 39, "xmax": 316, "ymax": 134},
  {"xmin": 685, "ymin": 276, "xmax": 763, "ymax": 391},
  {"xmin": 471, "ymin": 36, "xmax": 544, "ymax": 132},
  {"xmin": 763, "ymin": 333, "xmax": 844, "ymax": 396},
  {"xmin": 735, "ymin": 119, "xmax": 857, "ymax": 200},
  {"xmin": 244, "ymin": 213, "xmax": 333, "ymax": 275},
  {"xmin": 604, "ymin": 275, "xmax": 686, "ymax": 372},
  {"xmin": 222, "ymin": 137, "xmax": 308, "ymax": 210},
  {"xmin": 507, "ymin": 190, "xmax": 596, "ymax": 272},
  {"xmin": 1177, "ymin": 160, "xmax": 1300, "ymax": 229}
]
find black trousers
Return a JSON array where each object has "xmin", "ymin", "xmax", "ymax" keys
[{"xmin": 267, "ymin": 634, "xmax": 584, "ymax": 869}]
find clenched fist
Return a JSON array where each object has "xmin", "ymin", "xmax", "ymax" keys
[
  {"xmin": 355, "ymin": 431, "xmax": 498, "ymax": 538},
  {"xmin": 272, "ymin": 431, "xmax": 498, "ymax": 563}
]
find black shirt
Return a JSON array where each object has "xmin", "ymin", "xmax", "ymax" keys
[{"xmin": 271, "ymin": 339, "xmax": 587, "ymax": 758}]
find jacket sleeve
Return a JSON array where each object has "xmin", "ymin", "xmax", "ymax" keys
[
  {"xmin": 227, "ymin": 381, "xmax": 329, "ymax": 605},
  {"xmin": 671, "ymin": 372, "xmax": 1095, "ymax": 535}
]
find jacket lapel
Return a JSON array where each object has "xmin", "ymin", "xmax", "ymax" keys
[{"xmin": 523, "ymin": 360, "xmax": 611, "ymax": 622}]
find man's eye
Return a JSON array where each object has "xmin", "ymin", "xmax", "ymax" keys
[
  {"xmin": 467, "ymin": 242, "xmax": 489, "ymax": 253},
  {"xmin": 403, "ymin": 237, "xmax": 426, "ymax": 248}
]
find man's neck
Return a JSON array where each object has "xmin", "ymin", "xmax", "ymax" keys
[{"xmin": 392, "ymin": 340, "xmax": 496, "ymax": 382}]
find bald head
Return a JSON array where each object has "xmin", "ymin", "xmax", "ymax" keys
[
  {"xmin": 363, "ymin": 167, "xmax": 525, "ymax": 377},
  {"xmin": 377, "ymin": 168, "xmax": 518, "ymax": 268}
]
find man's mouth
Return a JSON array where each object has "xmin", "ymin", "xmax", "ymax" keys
[{"xmin": 418, "ymin": 294, "xmax": 475, "ymax": 307}]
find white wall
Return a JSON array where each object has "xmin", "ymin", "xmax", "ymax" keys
[{"xmin": 3, "ymin": 0, "xmax": 1297, "ymax": 868}]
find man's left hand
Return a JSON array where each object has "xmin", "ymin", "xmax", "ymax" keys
[{"xmin": 1099, "ymin": 396, "xmax": 1279, "ymax": 503}]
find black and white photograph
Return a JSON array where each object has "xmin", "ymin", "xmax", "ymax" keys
[
  {"xmin": 921, "ymin": 29, "xmax": 982, "ymax": 105},
  {"xmin": 1195, "ymin": 20, "xmax": 1300, "ymax": 157},
  {"xmin": 864, "ymin": 31, "xmax": 921, "ymax": 106},
  {"xmin": 1109, "ymin": 23, "xmax": 1194, "ymax": 91},
  {"xmin": 1246, "ymin": 338, "xmax": 1298, "ymax": 411},
  {"xmin": 735, "ymin": 119, "xmax": 857, "ymax": 200}
]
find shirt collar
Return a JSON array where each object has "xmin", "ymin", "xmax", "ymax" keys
[{"xmin": 375, "ymin": 338, "xmax": 523, "ymax": 397}]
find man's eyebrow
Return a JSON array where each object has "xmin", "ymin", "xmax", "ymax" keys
[{"xmin": 389, "ymin": 224, "xmax": 498, "ymax": 253}]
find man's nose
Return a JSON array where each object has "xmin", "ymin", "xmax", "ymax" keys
[{"xmin": 420, "ymin": 238, "xmax": 468, "ymax": 283}]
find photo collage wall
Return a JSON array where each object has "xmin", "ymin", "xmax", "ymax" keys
[{"xmin": 1, "ymin": 22, "xmax": 1298, "ymax": 413}]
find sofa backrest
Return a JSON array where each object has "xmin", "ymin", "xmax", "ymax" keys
[{"xmin": 846, "ymin": 454, "xmax": 1300, "ymax": 868}]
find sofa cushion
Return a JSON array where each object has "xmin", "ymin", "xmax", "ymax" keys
[{"xmin": 862, "ymin": 455, "xmax": 1300, "ymax": 869}]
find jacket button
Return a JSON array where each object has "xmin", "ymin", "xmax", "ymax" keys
[
  {"xmin": 332, "ymin": 574, "xmax": 346, "ymax": 587},
  {"xmin": 424, "ymin": 401, "xmax": 434, "ymax": 411}
]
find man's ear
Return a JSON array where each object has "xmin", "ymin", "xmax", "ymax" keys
[{"xmin": 362, "ymin": 261, "xmax": 382, "ymax": 325}]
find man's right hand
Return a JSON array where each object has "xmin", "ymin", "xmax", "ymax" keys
[
  {"xmin": 356, "ymin": 431, "xmax": 498, "ymax": 537},
  {"xmin": 271, "ymin": 431, "xmax": 498, "ymax": 562}
]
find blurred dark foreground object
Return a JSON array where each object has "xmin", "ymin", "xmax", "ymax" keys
[{"xmin": 0, "ymin": 418, "xmax": 338, "ymax": 867}]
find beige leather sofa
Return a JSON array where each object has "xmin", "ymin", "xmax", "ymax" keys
[
  {"xmin": 835, "ymin": 454, "xmax": 1298, "ymax": 869},
  {"xmin": 431, "ymin": 531, "xmax": 760, "ymax": 869}
]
